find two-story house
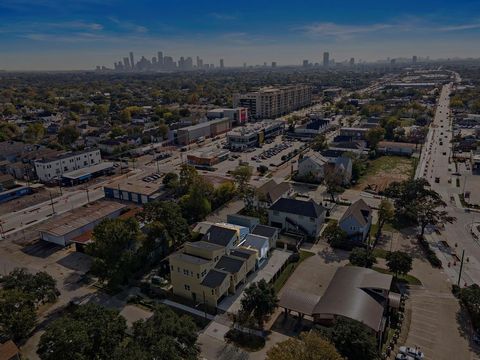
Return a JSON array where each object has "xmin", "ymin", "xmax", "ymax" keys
[{"xmin": 338, "ymin": 199, "xmax": 372, "ymax": 243}]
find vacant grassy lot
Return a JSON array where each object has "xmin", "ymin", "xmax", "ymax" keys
[{"xmin": 356, "ymin": 155, "xmax": 417, "ymax": 192}]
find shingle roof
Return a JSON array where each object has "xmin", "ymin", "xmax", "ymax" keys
[
  {"xmin": 339, "ymin": 199, "xmax": 371, "ymax": 227},
  {"xmin": 214, "ymin": 255, "xmax": 245, "ymax": 273},
  {"xmin": 252, "ymin": 224, "xmax": 278, "ymax": 239},
  {"xmin": 203, "ymin": 225, "xmax": 237, "ymax": 247},
  {"xmin": 269, "ymin": 198, "xmax": 324, "ymax": 218},
  {"xmin": 201, "ymin": 269, "xmax": 229, "ymax": 288},
  {"xmin": 169, "ymin": 252, "xmax": 211, "ymax": 266},
  {"xmin": 257, "ymin": 180, "xmax": 291, "ymax": 204},
  {"xmin": 231, "ymin": 248, "xmax": 257, "ymax": 260}
]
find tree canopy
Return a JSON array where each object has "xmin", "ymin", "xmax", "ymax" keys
[
  {"xmin": 386, "ymin": 251, "xmax": 413, "ymax": 277},
  {"xmin": 239, "ymin": 279, "xmax": 278, "ymax": 329},
  {"xmin": 266, "ymin": 331, "xmax": 343, "ymax": 360},
  {"xmin": 349, "ymin": 248, "xmax": 377, "ymax": 268},
  {"xmin": 1, "ymin": 268, "xmax": 58, "ymax": 305}
]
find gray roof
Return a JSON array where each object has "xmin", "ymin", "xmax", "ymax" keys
[
  {"xmin": 169, "ymin": 252, "xmax": 211, "ymax": 266},
  {"xmin": 269, "ymin": 198, "xmax": 325, "ymax": 218},
  {"xmin": 252, "ymin": 224, "xmax": 278, "ymax": 239},
  {"xmin": 339, "ymin": 199, "xmax": 371, "ymax": 227},
  {"xmin": 243, "ymin": 234, "xmax": 269, "ymax": 252},
  {"xmin": 214, "ymin": 255, "xmax": 245, "ymax": 273},
  {"xmin": 312, "ymin": 266, "xmax": 392, "ymax": 332},
  {"xmin": 186, "ymin": 240, "xmax": 225, "ymax": 251},
  {"xmin": 201, "ymin": 269, "xmax": 229, "ymax": 288},
  {"xmin": 203, "ymin": 225, "xmax": 237, "ymax": 247},
  {"xmin": 230, "ymin": 248, "xmax": 257, "ymax": 259}
]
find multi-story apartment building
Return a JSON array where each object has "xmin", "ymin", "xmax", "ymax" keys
[
  {"xmin": 175, "ymin": 117, "xmax": 231, "ymax": 146},
  {"xmin": 169, "ymin": 240, "xmax": 256, "ymax": 307},
  {"xmin": 233, "ymin": 85, "xmax": 312, "ymax": 119},
  {"xmin": 34, "ymin": 149, "xmax": 102, "ymax": 183}
]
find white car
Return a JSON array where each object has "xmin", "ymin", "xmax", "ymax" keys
[
  {"xmin": 396, "ymin": 354, "xmax": 414, "ymax": 360},
  {"xmin": 399, "ymin": 346, "xmax": 424, "ymax": 359}
]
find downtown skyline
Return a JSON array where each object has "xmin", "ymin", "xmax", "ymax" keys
[{"xmin": 1, "ymin": 0, "xmax": 480, "ymax": 70}]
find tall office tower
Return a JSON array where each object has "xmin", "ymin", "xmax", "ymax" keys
[
  {"xmin": 390, "ymin": 58, "xmax": 396, "ymax": 65},
  {"xmin": 129, "ymin": 52, "xmax": 135, "ymax": 70},
  {"xmin": 178, "ymin": 56, "xmax": 185, "ymax": 69},
  {"xmin": 185, "ymin": 57, "xmax": 193, "ymax": 69},
  {"xmin": 123, "ymin": 57, "xmax": 130, "ymax": 69},
  {"xmin": 323, "ymin": 52, "xmax": 330, "ymax": 67},
  {"xmin": 163, "ymin": 56, "xmax": 174, "ymax": 69},
  {"xmin": 220, "ymin": 58, "xmax": 224, "ymax": 68},
  {"xmin": 349, "ymin": 57, "xmax": 355, "ymax": 66},
  {"xmin": 302, "ymin": 59, "xmax": 309, "ymax": 67},
  {"xmin": 152, "ymin": 57, "xmax": 157, "ymax": 67},
  {"xmin": 243, "ymin": 62, "xmax": 247, "ymax": 68},
  {"xmin": 412, "ymin": 55, "xmax": 418, "ymax": 64},
  {"xmin": 271, "ymin": 61, "xmax": 277, "ymax": 68},
  {"xmin": 157, "ymin": 51, "xmax": 163, "ymax": 67},
  {"xmin": 196, "ymin": 56, "xmax": 203, "ymax": 68},
  {"xmin": 210, "ymin": 64, "xmax": 214, "ymax": 68}
]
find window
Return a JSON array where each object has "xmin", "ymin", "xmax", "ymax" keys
[
  {"xmin": 184, "ymin": 284, "xmax": 191, "ymax": 291},
  {"xmin": 170, "ymin": 265, "xmax": 173, "ymax": 271},
  {"xmin": 183, "ymin": 269, "xmax": 189, "ymax": 275},
  {"xmin": 177, "ymin": 267, "xmax": 180, "ymax": 272},
  {"xmin": 197, "ymin": 273, "xmax": 199, "ymax": 279},
  {"xmin": 211, "ymin": 289, "xmax": 215, "ymax": 295}
]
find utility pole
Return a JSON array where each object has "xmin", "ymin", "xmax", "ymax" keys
[
  {"xmin": 457, "ymin": 249, "xmax": 465, "ymax": 287},
  {"xmin": 49, "ymin": 192, "xmax": 55, "ymax": 214},
  {"xmin": 85, "ymin": 186, "xmax": 90, "ymax": 204}
]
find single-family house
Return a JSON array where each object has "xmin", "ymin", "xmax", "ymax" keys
[
  {"xmin": 268, "ymin": 198, "xmax": 326, "ymax": 238},
  {"xmin": 255, "ymin": 179, "xmax": 292, "ymax": 208},
  {"xmin": 338, "ymin": 199, "xmax": 372, "ymax": 243},
  {"xmin": 203, "ymin": 224, "xmax": 240, "ymax": 252}
]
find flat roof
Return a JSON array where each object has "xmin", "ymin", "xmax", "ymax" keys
[
  {"xmin": 62, "ymin": 162, "xmax": 113, "ymax": 180},
  {"xmin": 35, "ymin": 148, "xmax": 99, "ymax": 163},
  {"xmin": 187, "ymin": 148, "xmax": 230, "ymax": 159},
  {"xmin": 38, "ymin": 201, "xmax": 126, "ymax": 237},
  {"xmin": 170, "ymin": 252, "xmax": 211, "ymax": 266},
  {"xmin": 104, "ymin": 177, "xmax": 162, "ymax": 196}
]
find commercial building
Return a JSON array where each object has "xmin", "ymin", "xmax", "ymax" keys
[
  {"xmin": 104, "ymin": 176, "xmax": 163, "ymax": 205},
  {"xmin": 226, "ymin": 120, "xmax": 284, "ymax": 151},
  {"xmin": 34, "ymin": 149, "xmax": 102, "ymax": 183},
  {"xmin": 233, "ymin": 85, "xmax": 312, "ymax": 119},
  {"xmin": 339, "ymin": 127, "xmax": 369, "ymax": 140},
  {"xmin": 61, "ymin": 162, "xmax": 114, "ymax": 186},
  {"xmin": 38, "ymin": 201, "xmax": 127, "ymax": 246},
  {"xmin": 323, "ymin": 52, "xmax": 330, "ymax": 67},
  {"xmin": 377, "ymin": 141, "xmax": 416, "ymax": 156},
  {"xmin": 187, "ymin": 149, "xmax": 230, "ymax": 168},
  {"xmin": 206, "ymin": 107, "xmax": 248, "ymax": 125},
  {"xmin": 176, "ymin": 117, "xmax": 231, "ymax": 145}
]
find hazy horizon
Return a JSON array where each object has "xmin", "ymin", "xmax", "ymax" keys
[{"xmin": 1, "ymin": 0, "xmax": 480, "ymax": 71}]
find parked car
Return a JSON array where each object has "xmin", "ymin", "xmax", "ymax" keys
[
  {"xmin": 396, "ymin": 354, "xmax": 415, "ymax": 360},
  {"xmin": 399, "ymin": 346, "xmax": 424, "ymax": 359}
]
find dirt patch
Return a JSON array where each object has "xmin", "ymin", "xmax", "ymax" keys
[{"xmin": 356, "ymin": 156, "xmax": 415, "ymax": 193}]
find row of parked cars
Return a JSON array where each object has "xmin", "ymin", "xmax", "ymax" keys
[
  {"xmin": 395, "ymin": 346, "xmax": 424, "ymax": 360},
  {"xmin": 142, "ymin": 173, "xmax": 162, "ymax": 182},
  {"xmin": 252, "ymin": 142, "xmax": 293, "ymax": 161}
]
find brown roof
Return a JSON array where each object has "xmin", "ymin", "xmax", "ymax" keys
[
  {"xmin": 339, "ymin": 199, "xmax": 371, "ymax": 227},
  {"xmin": 312, "ymin": 266, "xmax": 392, "ymax": 332},
  {"xmin": 378, "ymin": 141, "xmax": 416, "ymax": 150},
  {"xmin": 279, "ymin": 288, "xmax": 321, "ymax": 315},
  {"xmin": 257, "ymin": 179, "xmax": 291, "ymax": 204},
  {"xmin": 0, "ymin": 340, "xmax": 20, "ymax": 360}
]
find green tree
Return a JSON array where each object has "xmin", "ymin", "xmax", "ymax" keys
[
  {"xmin": 24, "ymin": 123, "xmax": 45, "ymax": 143},
  {"xmin": 386, "ymin": 251, "xmax": 413, "ymax": 278},
  {"xmin": 58, "ymin": 125, "xmax": 80, "ymax": 146},
  {"xmin": 140, "ymin": 200, "xmax": 190, "ymax": 248},
  {"xmin": 1, "ymin": 268, "xmax": 58, "ymax": 305},
  {"xmin": 110, "ymin": 125, "xmax": 127, "ymax": 138},
  {"xmin": 118, "ymin": 305, "xmax": 199, "ymax": 360},
  {"xmin": 0, "ymin": 289, "xmax": 37, "ymax": 342},
  {"xmin": 232, "ymin": 164, "xmax": 252, "ymax": 195},
  {"xmin": 320, "ymin": 317, "xmax": 378, "ymax": 360},
  {"xmin": 375, "ymin": 199, "xmax": 394, "ymax": 244},
  {"xmin": 349, "ymin": 247, "xmax": 377, "ymax": 268},
  {"xmin": 162, "ymin": 172, "xmax": 179, "ymax": 190},
  {"xmin": 458, "ymin": 284, "xmax": 480, "ymax": 330},
  {"xmin": 212, "ymin": 181, "xmax": 237, "ymax": 209},
  {"xmin": 310, "ymin": 134, "xmax": 327, "ymax": 151},
  {"xmin": 324, "ymin": 167, "xmax": 344, "ymax": 202},
  {"xmin": 323, "ymin": 221, "xmax": 349, "ymax": 249},
  {"xmin": 266, "ymin": 331, "xmax": 343, "ymax": 360},
  {"xmin": 87, "ymin": 218, "xmax": 141, "ymax": 289},
  {"xmin": 240, "ymin": 279, "xmax": 278, "ymax": 329},
  {"xmin": 365, "ymin": 127, "xmax": 385, "ymax": 151},
  {"xmin": 38, "ymin": 303, "xmax": 127, "ymax": 360},
  {"xmin": 0, "ymin": 122, "xmax": 20, "ymax": 141}
]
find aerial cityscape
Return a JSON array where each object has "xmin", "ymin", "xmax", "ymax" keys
[{"xmin": 2, "ymin": 1, "xmax": 480, "ymax": 360}]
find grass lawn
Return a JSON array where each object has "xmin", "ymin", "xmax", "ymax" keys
[
  {"xmin": 273, "ymin": 250, "xmax": 315, "ymax": 293},
  {"xmin": 363, "ymin": 155, "xmax": 417, "ymax": 178},
  {"xmin": 372, "ymin": 266, "xmax": 422, "ymax": 286}
]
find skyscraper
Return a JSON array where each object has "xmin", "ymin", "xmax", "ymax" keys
[
  {"xmin": 271, "ymin": 61, "xmax": 277, "ymax": 68},
  {"xmin": 196, "ymin": 56, "xmax": 203, "ymax": 69},
  {"xmin": 302, "ymin": 59, "xmax": 309, "ymax": 67},
  {"xmin": 157, "ymin": 51, "xmax": 163, "ymax": 67},
  {"xmin": 412, "ymin": 55, "xmax": 418, "ymax": 64},
  {"xmin": 323, "ymin": 52, "xmax": 329, "ymax": 67},
  {"xmin": 349, "ymin": 57, "xmax": 355, "ymax": 66},
  {"xmin": 123, "ymin": 57, "xmax": 130, "ymax": 70},
  {"xmin": 220, "ymin": 58, "xmax": 224, "ymax": 68},
  {"xmin": 129, "ymin": 51, "xmax": 135, "ymax": 70}
]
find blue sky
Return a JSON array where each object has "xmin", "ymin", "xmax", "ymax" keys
[{"xmin": 1, "ymin": 0, "xmax": 480, "ymax": 70}]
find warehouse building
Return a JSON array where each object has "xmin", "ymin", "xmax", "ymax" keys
[
  {"xmin": 176, "ymin": 117, "xmax": 231, "ymax": 145},
  {"xmin": 187, "ymin": 149, "xmax": 230, "ymax": 169},
  {"xmin": 104, "ymin": 176, "xmax": 164, "ymax": 205},
  {"xmin": 227, "ymin": 120, "xmax": 284, "ymax": 151},
  {"xmin": 38, "ymin": 201, "xmax": 127, "ymax": 246}
]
